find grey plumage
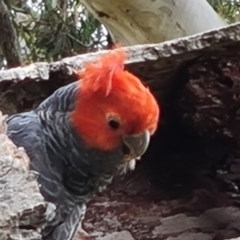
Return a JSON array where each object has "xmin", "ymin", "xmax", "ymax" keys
[{"xmin": 7, "ymin": 82, "xmax": 129, "ymax": 239}]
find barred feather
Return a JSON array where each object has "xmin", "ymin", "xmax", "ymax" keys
[{"xmin": 7, "ymin": 49, "xmax": 159, "ymax": 240}]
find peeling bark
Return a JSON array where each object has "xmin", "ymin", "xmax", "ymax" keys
[
  {"xmin": 0, "ymin": 0, "xmax": 22, "ymax": 68},
  {"xmin": 1, "ymin": 23, "xmax": 240, "ymax": 239},
  {"xmin": 0, "ymin": 112, "xmax": 47, "ymax": 240}
]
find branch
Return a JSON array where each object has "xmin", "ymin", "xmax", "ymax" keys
[
  {"xmin": 0, "ymin": 0, "xmax": 22, "ymax": 68},
  {"xmin": 1, "ymin": 23, "xmax": 240, "ymax": 240},
  {"xmin": 0, "ymin": 22, "xmax": 239, "ymax": 114},
  {"xmin": 80, "ymin": 0, "xmax": 226, "ymax": 45},
  {"xmin": 0, "ymin": 112, "xmax": 47, "ymax": 239}
]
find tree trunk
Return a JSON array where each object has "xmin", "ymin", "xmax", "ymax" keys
[
  {"xmin": 0, "ymin": 0, "xmax": 22, "ymax": 68},
  {"xmin": 80, "ymin": 0, "xmax": 227, "ymax": 45},
  {"xmin": 1, "ymin": 23, "xmax": 240, "ymax": 240},
  {"xmin": 0, "ymin": 112, "xmax": 48, "ymax": 240}
]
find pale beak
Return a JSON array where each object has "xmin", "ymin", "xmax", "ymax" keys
[{"xmin": 122, "ymin": 130, "xmax": 150, "ymax": 160}]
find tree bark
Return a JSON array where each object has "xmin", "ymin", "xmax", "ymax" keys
[
  {"xmin": 0, "ymin": 112, "xmax": 47, "ymax": 240},
  {"xmin": 80, "ymin": 0, "xmax": 227, "ymax": 45},
  {"xmin": 1, "ymin": 23, "xmax": 240, "ymax": 240},
  {"xmin": 0, "ymin": 0, "xmax": 22, "ymax": 68}
]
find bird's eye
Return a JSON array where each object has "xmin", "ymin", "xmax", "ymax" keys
[{"xmin": 108, "ymin": 117, "xmax": 120, "ymax": 130}]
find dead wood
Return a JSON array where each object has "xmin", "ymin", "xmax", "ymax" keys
[
  {"xmin": 0, "ymin": 112, "xmax": 48, "ymax": 239},
  {"xmin": 1, "ymin": 23, "xmax": 240, "ymax": 240}
]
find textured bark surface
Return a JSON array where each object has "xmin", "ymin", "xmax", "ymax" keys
[
  {"xmin": 0, "ymin": 0, "xmax": 22, "ymax": 67},
  {"xmin": 1, "ymin": 23, "xmax": 240, "ymax": 115},
  {"xmin": 1, "ymin": 23, "xmax": 240, "ymax": 239},
  {"xmin": 0, "ymin": 112, "xmax": 47, "ymax": 240}
]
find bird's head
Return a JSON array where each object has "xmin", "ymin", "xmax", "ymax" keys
[{"xmin": 71, "ymin": 49, "xmax": 160, "ymax": 161}]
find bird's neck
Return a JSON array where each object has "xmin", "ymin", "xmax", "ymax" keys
[
  {"xmin": 35, "ymin": 82, "xmax": 126, "ymax": 199},
  {"xmin": 41, "ymin": 112, "xmax": 123, "ymax": 198}
]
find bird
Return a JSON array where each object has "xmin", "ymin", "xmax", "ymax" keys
[{"xmin": 6, "ymin": 48, "xmax": 160, "ymax": 240}]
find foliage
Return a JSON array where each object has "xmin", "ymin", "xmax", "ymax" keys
[
  {"xmin": 207, "ymin": 0, "xmax": 240, "ymax": 23},
  {"xmin": 0, "ymin": 0, "xmax": 240, "ymax": 68},
  {"xmin": 5, "ymin": 0, "xmax": 110, "ymax": 63}
]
